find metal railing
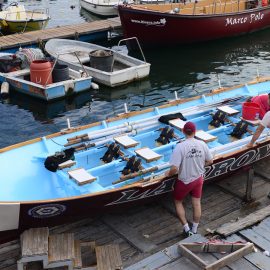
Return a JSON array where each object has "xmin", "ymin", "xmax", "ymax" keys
[{"xmin": 117, "ymin": 37, "xmax": 147, "ymax": 63}]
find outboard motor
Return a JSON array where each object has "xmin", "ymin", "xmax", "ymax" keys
[{"xmin": 44, "ymin": 148, "xmax": 75, "ymax": 172}]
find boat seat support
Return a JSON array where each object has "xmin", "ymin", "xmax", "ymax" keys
[
  {"xmin": 195, "ymin": 130, "xmax": 217, "ymax": 143},
  {"xmin": 58, "ymin": 160, "xmax": 76, "ymax": 169},
  {"xmin": 169, "ymin": 118, "xmax": 186, "ymax": 131},
  {"xmin": 240, "ymin": 117, "xmax": 260, "ymax": 126},
  {"xmin": 68, "ymin": 168, "xmax": 96, "ymax": 185},
  {"xmin": 135, "ymin": 147, "xmax": 161, "ymax": 163},
  {"xmin": 114, "ymin": 135, "xmax": 139, "ymax": 149},
  {"xmin": 217, "ymin": 105, "xmax": 239, "ymax": 116}
]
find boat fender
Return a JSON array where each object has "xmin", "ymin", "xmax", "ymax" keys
[
  {"xmin": 209, "ymin": 111, "xmax": 226, "ymax": 128},
  {"xmin": 64, "ymin": 82, "xmax": 74, "ymax": 95},
  {"xmin": 101, "ymin": 142, "xmax": 120, "ymax": 163},
  {"xmin": 158, "ymin": 112, "xmax": 186, "ymax": 124},
  {"xmin": 44, "ymin": 147, "xmax": 75, "ymax": 172},
  {"xmin": 0, "ymin": 82, "xmax": 9, "ymax": 99},
  {"xmin": 230, "ymin": 121, "xmax": 248, "ymax": 139},
  {"xmin": 91, "ymin": 82, "xmax": 99, "ymax": 90},
  {"xmin": 156, "ymin": 126, "xmax": 175, "ymax": 145},
  {"xmin": 122, "ymin": 156, "xmax": 142, "ymax": 176}
]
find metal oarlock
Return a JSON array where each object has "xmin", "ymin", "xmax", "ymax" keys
[
  {"xmin": 124, "ymin": 103, "xmax": 128, "ymax": 113},
  {"xmin": 174, "ymin": 91, "xmax": 178, "ymax": 100},
  {"xmin": 67, "ymin": 118, "xmax": 71, "ymax": 129},
  {"xmin": 217, "ymin": 74, "xmax": 222, "ymax": 88},
  {"xmin": 256, "ymin": 67, "xmax": 260, "ymax": 78}
]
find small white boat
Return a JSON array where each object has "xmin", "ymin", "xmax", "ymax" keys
[
  {"xmin": 45, "ymin": 38, "xmax": 151, "ymax": 88},
  {"xmin": 80, "ymin": 0, "xmax": 132, "ymax": 17}
]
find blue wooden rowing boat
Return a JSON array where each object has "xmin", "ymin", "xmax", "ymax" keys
[
  {"xmin": 0, "ymin": 76, "xmax": 270, "ymax": 242},
  {"xmin": 1, "ymin": 67, "xmax": 92, "ymax": 101}
]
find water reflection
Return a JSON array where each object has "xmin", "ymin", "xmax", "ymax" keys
[
  {"xmin": 80, "ymin": 6, "xmax": 104, "ymax": 22},
  {"xmin": 7, "ymin": 90, "xmax": 92, "ymax": 121}
]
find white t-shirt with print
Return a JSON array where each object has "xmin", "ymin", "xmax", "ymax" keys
[
  {"xmin": 261, "ymin": 111, "xmax": 270, "ymax": 128},
  {"xmin": 169, "ymin": 138, "xmax": 212, "ymax": 184}
]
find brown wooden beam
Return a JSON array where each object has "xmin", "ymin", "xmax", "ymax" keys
[
  {"xmin": 205, "ymin": 243, "xmax": 254, "ymax": 270},
  {"xmin": 178, "ymin": 244, "xmax": 207, "ymax": 269}
]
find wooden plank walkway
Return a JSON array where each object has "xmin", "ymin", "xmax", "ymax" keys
[
  {"xmin": 0, "ymin": 17, "xmax": 121, "ymax": 51},
  {"xmin": 1, "ymin": 158, "xmax": 270, "ymax": 269}
]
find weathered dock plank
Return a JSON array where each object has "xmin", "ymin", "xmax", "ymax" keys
[
  {"xmin": 102, "ymin": 214, "xmax": 158, "ymax": 253},
  {"xmin": 226, "ymin": 234, "xmax": 268, "ymax": 270},
  {"xmin": 0, "ymin": 17, "xmax": 121, "ymax": 51},
  {"xmin": 216, "ymin": 205, "xmax": 270, "ymax": 237}
]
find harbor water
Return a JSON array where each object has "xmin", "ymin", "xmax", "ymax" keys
[{"xmin": 1, "ymin": 0, "xmax": 270, "ymax": 148}]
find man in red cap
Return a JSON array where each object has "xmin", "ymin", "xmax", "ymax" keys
[{"xmin": 166, "ymin": 121, "xmax": 213, "ymax": 237}]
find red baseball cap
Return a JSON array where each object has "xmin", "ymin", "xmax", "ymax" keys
[{"xmin": 183, "ymin": 121, "xmax": 196, "ymax": 134}]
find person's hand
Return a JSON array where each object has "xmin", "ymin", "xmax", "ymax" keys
[{"xmin": 246, "ymin": 142, "xmax": 254, "ymax": 148}]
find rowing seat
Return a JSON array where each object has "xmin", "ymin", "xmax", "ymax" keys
[
  {"xmin": 169, "ymin": 118, "xmax": 187, "ymax": 130},
  {"xmin": 135, "ymin": 147, "xmax": 161, "ymax": 163},
  {"xmin": 217, "ymin": 105, "xmax": 239, "ymax": 116},
  {"xmin": 68, "ymin": 168, "xmax": 96, "ymax": 185},
  {"xmin": 114, "ymin": 135, "xmax": 139, "ymax": 149},
  {"xmin": 58, "ymin": 160, "xmax": 76, "ymax": 170},
  {"xmin": 240, "ymin": 117, "xmax": 260, "ymax": 126},
  {"xmin": 195, "ymin": 130, "xmax": 217, "ymax": 143}
]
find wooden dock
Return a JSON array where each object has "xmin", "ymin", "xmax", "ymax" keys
[
  {"xmin": 0, "ymin": 17, "xmax": 121, "ymax": 51},
  {"xmin": 1, "ymin": 157, "xmax": 270, "ymax": 269}
]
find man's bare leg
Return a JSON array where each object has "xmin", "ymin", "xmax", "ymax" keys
[
  {"xmin": 174, "ymin": 199, "xmax": 190, "ymax": 233},
  {"xmin": 191, "ymin": 196, "xmax": 201, "ymax": 233}
]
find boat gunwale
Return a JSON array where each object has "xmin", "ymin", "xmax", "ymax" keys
[
  {"xmin": 119, "ymin": 4, "xmax": 269, "ymax": 18},
  {"xmin": 3, "ymin": 18, "xmax": 50, "ymax": 23}
]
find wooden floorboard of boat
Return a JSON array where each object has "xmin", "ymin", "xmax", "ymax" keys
[
  {"xmin": 2, "ymin": 158, "xmax": 270, "ymax": 269},
  {"xmin": 0, "ymin": 18, "xmax": 121, "ymax": 50}
]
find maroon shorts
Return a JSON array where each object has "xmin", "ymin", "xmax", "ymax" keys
[{"xmin": 173, "ymin": 176, "xmax": 203, "ymax": 201}]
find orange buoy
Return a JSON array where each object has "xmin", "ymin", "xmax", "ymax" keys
[{"xmin": 30, "ymin": 60, "xmax": 53, "ymax": 85}]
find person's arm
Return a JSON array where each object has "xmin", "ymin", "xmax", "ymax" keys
[
  {"xmin": 205, "ymin": 159, "xmax": 213, "ymax": 166},
  {"xmin": 247, "ymin": 124, "xmax": 265, "ymax": 147},
  {"xmin": 204, "ymin": 143, "xmax": 213, "ymax": 166},
  {"xmin": 165, "ymin": 165, "xmax": 179, "ymax": 177}
]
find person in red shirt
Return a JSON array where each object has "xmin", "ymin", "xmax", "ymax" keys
[{"xmin": 250, "ymin": 93, "xmax": 270, "ymax": 119}]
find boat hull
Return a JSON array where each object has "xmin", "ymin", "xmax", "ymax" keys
[
  {"xmin": 80, "ymin": 0, "xmax": 118, "ymax": 16},
  {"xmin": 118, "ymin": 5, "xmax": 270, "ymax": 47},
  {"xmin": 0, "ymin": 19, "xmax": 49, "ymax": 34},
  {"xmin": 1, "ymin": 138, "xmax": 270, "ymax": 243},
  {"xmin": 1, "ymin": 68, "xmax": 92, "ymax": 101},
  {"xmin": 60, "ymin": 60, "xmax": 150, "ymax": 87},
  {"xmin": 45, "ymin": 39, "xmax": 151, "ymax": 87}
]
